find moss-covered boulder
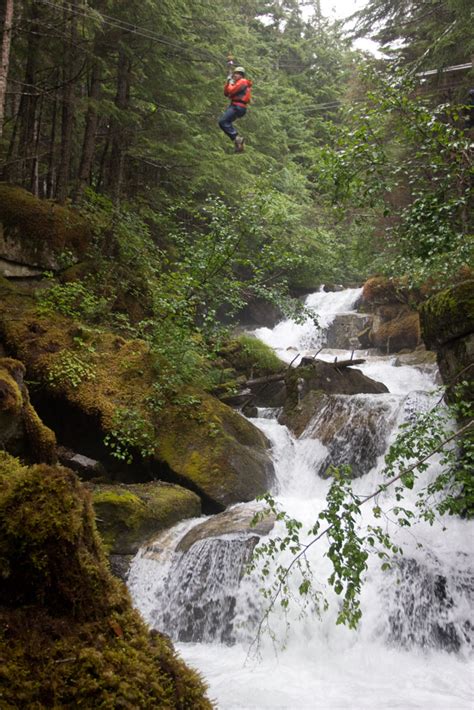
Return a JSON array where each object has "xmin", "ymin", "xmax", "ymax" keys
[
  {"xmin": 158, "ymin": 393, "xmax": 274, "ymax": 508},
  {"xmin": 0, "ymin": 452, "xmax": 211, "ymax": 708},
  {"xmin": 0, "ymin": 286, "xmax": 274, "ymax": 507},
  {"xmin": 0, "ymin": 185, "xmax": 91, "ymax": 271},
  {"xmin": 419, "ymin": 280, "xmax": 474, "ymax": 350},
  {"xmin": 220, "ymin": 335, "xmax": 285, "ymax": 379},
  {"xmin": 0, "ymin": 356, "xmax": 56, "ymax": 463},
  {"xmin": 91, "ymin": 481, "xmax": 201, "ymax": 555}
]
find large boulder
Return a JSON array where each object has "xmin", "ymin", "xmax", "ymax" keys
[
  {"xmin": 419, "ymin": 280, "xmax": 474, "ymax": 350},
  {"xmin": 157, "ymin": 394, "xmax": 274, "ymax": 508},
  {"xmin": 90, "ymin": 481, "xmax": 201, "ymax": 556},
  {"xmin": 325, "ymin": 312, "xmax": 372, "ymax": 349},
  {"xmin": 359, "ymin": 277, "xmax": 421, "ymax": 353},
  {"xmin": 0, "ymin": 452, "xmax": 211, "ymax": 708},
  {"xmin": 280, "ymin": 359, "xmax": 388, "ymax": 436},
  {"xmin": 302, "ymin": 392, "xmax": 400, "ymax": 478}
]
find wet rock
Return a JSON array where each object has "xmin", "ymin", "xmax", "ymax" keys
[
  {"xmin": 177, "ymin": 503, "xmax": 275, "ymax": 553},
  {"xmin": 57, "ymin": 446, "xmax": 106, "ymax": 479},
  {"xmin": 359, "ymin": 277, "xmax": 422, "ymax": 353},
  {"xmin": 140, "ymin": 503, "xmax": 273, "ymax": 645},
  {"xmin": 419, "ymin": 280, "xmax": 474, "ymax": 401},
  {"xmin": 420, "ymin": 279, "xmax": 474, "ymax": 349},
  {"xmin": 303, "ymin": 393, "xmax": 399, "ymax": 478},
  {"xmin": 325, "ymin": 313, "xmax": 373, "ymax": 349},
  {"xmin": 369, "ymin": 307, "xmax": 421, "ymax": 353},
  {"xmin": 281, "ymin": 360, "xmax": 388, "ymax": 436}
]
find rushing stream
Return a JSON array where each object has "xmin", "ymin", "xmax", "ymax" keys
[{"xmin": 128, "ymin": 289, "xmax": 473, "ymax": 709}]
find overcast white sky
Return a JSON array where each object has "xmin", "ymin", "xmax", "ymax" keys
[{"xmin": 314, "ymin": 0, "xmax": 381, "ymax": 55}]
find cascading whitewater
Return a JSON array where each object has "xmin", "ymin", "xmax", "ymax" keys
[{"xmin": 128, "ymin": 288, "xmax": 474, "ymax": 710}]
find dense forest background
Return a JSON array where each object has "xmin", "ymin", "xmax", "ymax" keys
[{"xmin": 0, "ymin": 0, "xmax": 472, "ymax": 358}]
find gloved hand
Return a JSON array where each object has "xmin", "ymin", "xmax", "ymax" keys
[{"xmin": 227, "ymin": 74, "xmax": 233, "ymax": 82}]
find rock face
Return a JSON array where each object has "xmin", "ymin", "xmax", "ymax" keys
[
  {"xmin": 325, "ymin": 312, "xmax": 372, "ymax": 350},
  {"xmin": 303, "ymin": 393, "xmax": 399, "ymax": 478},
  {"xmin": 419, "ymin": 280, "xmax": 474, "ymax": 400},
  {"xmin": 359, "ymin": 276, "xmax": 421, "ymax": 353},
  {"xmin": 280, "ymin": 360, "xmax": 388, "ymax": 436}
]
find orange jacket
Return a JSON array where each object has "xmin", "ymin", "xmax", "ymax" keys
[{"xmin": 224, "ymin": 77, "xmax": 252, "ymax": 107}]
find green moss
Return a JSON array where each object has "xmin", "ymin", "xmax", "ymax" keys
[
  {"xmin": 157, "ymin": 392, "xmax": 272, "ymax": 507},
  {"xmin": 221, "ymin": 335, "xmax": 284, "ymax": 379},
  {"xmin": 0, "ymin": 291, "xmax": 273, "ymax": 505},
  {"xmin": 91, "ymin": 482, "xmax": 201, "ymax": 554},
  {"xmin": 0, "ymin": 184, "xmax": 91, "ymax": 257},
  {"xmin": 419, "ymin": 279, "xmax": 474, "ymax": 349},
  {"xmin": 0, "ymin": 452, "xmax": 211, "ymax": 708},
  {"xmin": 0, "ymin": 363, "xmax": 22, "ymax": 418},
  {"xmin": 0, "ymin": 358, "xmax": 56, "ymax": 463}
]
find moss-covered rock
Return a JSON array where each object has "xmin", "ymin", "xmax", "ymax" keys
[
  {"xmin": 0, "ymin": 357, "xmax": 56, "ymax": 463},
  {"xmin": 0, "ymin": 185, "xmax": 91, "ymax": 271},
  {"xmin": 91, "ymin": 481, "xmax": 201, "ymax": 555},
  {"xmin": 157, "ymin": 392, "xmax": 274, "ymax": 508},
  {"xmin": 219, "ymin": 334, "xmax": 285, "ymax": 379},
  {"xmin": 0, "ymin": 287, "xmax": 273, "ymax": 507},
  {"xmin": 419, "ymin": 280, "xmax": 474, "ymax": 350},
  {"xmin": 0, "ymin": 451, "xmax": 211, "ymax": 708}
]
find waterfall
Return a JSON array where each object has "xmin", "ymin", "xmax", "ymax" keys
[{"xmin": 128, "ymin": 288, "xmax": 473, "ymax": 710}]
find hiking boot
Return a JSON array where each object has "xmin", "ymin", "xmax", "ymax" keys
[{"xmin": 234, "ymin": 136, "xmax": 245, "ymax": 153}]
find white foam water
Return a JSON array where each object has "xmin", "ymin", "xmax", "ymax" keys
[{"xmin": 128, "ymin": 288, "xmax": 474, "ymax": 709}]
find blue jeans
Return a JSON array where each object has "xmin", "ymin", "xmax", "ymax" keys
[{"xmin": 218, "ymin": 105, "xmax": 246, "ymax": 141}]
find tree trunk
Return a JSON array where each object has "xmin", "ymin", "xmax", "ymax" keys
[
  {"xmin": 75, "ymin": 57, "xmax": 102, "ymax": 200},
  {"xmin": 56, "ymin": 0, "xmax": 78, "ymax": 203},
  {"xmin": 45, "ymin": 69, "xmax": 59, "ymax": 198},
  {"xmin": 0, "ymin": 0, "xmax": 14, "ymax": 140},
  {"xmin": 6, "ymin": 1, "xmax": 41, "ymax": 185},
  {"xmin": 105, "ymin": 44, "xmax": 132, "ymax": 204}
]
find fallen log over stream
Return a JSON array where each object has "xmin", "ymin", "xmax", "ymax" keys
[{"xmin": 217, "ymin": 357, "xmax": 367, "ymax": 403}]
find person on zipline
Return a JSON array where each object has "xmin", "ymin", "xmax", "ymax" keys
[{"xmin": 219, "ymin": 66, "xmax": 252, "ymax": 153}]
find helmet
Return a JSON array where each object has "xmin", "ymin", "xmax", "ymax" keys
[{"xmin": 234, "ymin": 66, "xmax": 246, "ymax": 75}]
